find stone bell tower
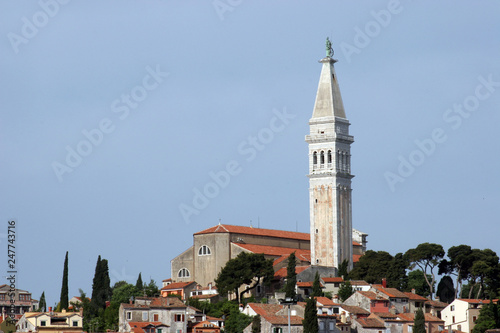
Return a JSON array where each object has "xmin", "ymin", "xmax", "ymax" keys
[{"xmin": 306, "ymin": 38, "xmax": 354, "ymax": 270}]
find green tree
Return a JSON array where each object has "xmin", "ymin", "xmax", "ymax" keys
[
  {"xmin": 407, "ymin": 270, "xmax": 432, "ymax": 297},
  {"xmin": 312, "ymin": 271, "xmax": 323, "ymax": 297},
  {"xmin": 472, "ymin": 301, "xmax": 499, "ymax": 333},
  {"xmin": 144, "ymin": 279, "xmax": 159, "ymax": 297},
  {"xmin": 135, "ymin": 273, "xmax": 143, "ymax": 294},
  {"xmin": 59, "ymin": 251, "xmax": 69, "ymax": 310},
  {"xmin": 78, "ymin": 289, "xmax": 92, "ymax": 332},
  {"xmin": 215, "ymin": 252, "xmax": 274, "ymax": 303},
  {"xmin": 38, "ymin": 291, "xmax": 47, "ymax": 312},
  {"xmin": 303, "ymin": 296, "xmax": 319, "ymax": 333},
  {"xmin": 406, "ymin": 243, "xmax": 445, "ymax": 299},
  {"xmin": 89, "ymin": 256, "xmax": 112, "ymax": 331},
  {"xmin": 414, "ymin": 308, "xmax": 426, "ymax": 333},
  {"xmin": 338, "ymin": 280, "xmax": 354, "ymax": 302},
  {"xmin": 468, "ymin": 249, "xmax": 499, "ymax": 299},
  {"xmin": 387, "ymin": 253, "xmax": 409, "ymax": 291},
  {"xmin": 338, "ymin": 259, "xmax": 349, "ymax": 280},
  {"xmin": 284, "ymin": 252, "xmax": 297, "ymax": 299},
  {"xmin": 251, "ymin": 315, "xmax": 261, "ymax": 333},
  {"xmin": 224, "ymin": 306, "xmax": 252, "ymax": 333},
  {"xmin": 349, "ymin": 250, "xmax": 394, "ymax": 284},
  {"xmin": 439, "ymin": 245, "xmax": 473, "ymax": 298},
  {"xmin": 436, "ymin": 275, "xmax": 455, "ymax": 303}
]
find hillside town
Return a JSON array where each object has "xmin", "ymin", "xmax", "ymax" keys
[{"xmin": 3, "ymin": 40, "xmax": 499, "ymax": 333}]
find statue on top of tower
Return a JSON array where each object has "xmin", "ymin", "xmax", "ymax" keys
[{"xmin": 326, "ymin": 37, "xmax": 334, "ymax": 57}]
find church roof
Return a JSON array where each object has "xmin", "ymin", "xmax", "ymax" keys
[
  {"xmin": 232, "ymin": 243, "xmax": 310, "ymax": 259},
  {"xmin": 274, "ymin": 265, "xmax": 309, "ymax": 279},
  {"xmin": 194, "ymin": 224, "xmax": 309, "ymax": 241},
  {"xmin": 311, "ymin": 56, "xmax": 346, "ymax": 119}
]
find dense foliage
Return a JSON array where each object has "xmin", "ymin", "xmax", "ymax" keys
[
  {"xmin": 303, "ymin": 296, "xmax": 319, "ymax": 333},
  {"xmin": 215, "ymin": 252, "xmax": 274, "ymax": 303},
  {"xmin": 414, "ymin": 308, "xmax": 426, "ymax": 333},
  {"xmin": 284, "ymin": 252, "xmax": 297, "ymax": 299}
]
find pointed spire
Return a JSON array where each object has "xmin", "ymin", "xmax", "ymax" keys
[{"xmin": 311, "ymin": 39, "xmax": 346, "ymax": 119}]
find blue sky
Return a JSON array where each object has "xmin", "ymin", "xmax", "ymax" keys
[{"xmin": 1, "ymin": 1, "xmax": 499, "ymax": 307}]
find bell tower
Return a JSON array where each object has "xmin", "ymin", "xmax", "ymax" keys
[{"xmin": 306, "ymin": 38, "xmax": 354, "ymax": 270}]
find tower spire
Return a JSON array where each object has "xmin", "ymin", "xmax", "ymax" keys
[{"xmin": 312, "ymin": 39, "xmax": 346, "ymax": 119}]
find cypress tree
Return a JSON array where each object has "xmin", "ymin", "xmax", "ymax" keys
[
  {"xmin": 414, "ymin": 308, "xmax": 426, "ymax": 333},
  {"xmin": 303, "ymin": 297, "xmax": 319, "ymax": 333},
  {"xmin": 284, "ymin": 252, "xmax": 297, "ymax": 298},
  {"xmin": 90, "ymin": 256, "xmax": 112, "ymax": 315},
  {"xmin": 38, "ymin": 291, "xmax": 46, "ymax": 312},
  {"xmin": 135, "ymin": 273, "xmax": 143, "ymax": 292},
  {"xmin": 59, "ymin": 251, "xmax": 69, "ymax": 310},
  {"xmin": 312, "ymin": 271, "xmax": 323, "ymax": 297}
]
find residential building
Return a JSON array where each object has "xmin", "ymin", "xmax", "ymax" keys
[
  {"xmin": 16, "ymin": 309, "xmax": 83, "ymax": 333},
  {"xmin": 370, "ymin": 284, "xmax": 409, "ymax": 314},
  {"xmin": 403, "ymin": 291, "xmax": 428, "ymax": 314},
  {"xmin": 159, "ymin": 281, "xmax": 197, "ymax": 301},
  {"xmin": 397, "ymin": 312, "xmax": 444, "ymax": 333},
  {"xmin": 119, "ymin": 296, "xmax": 194, "ymax": 333},
  {"xmin": 351, "ymin": 316, "xmax": 386, "ymax": 333},
  {"xmin": 441, "ymin": 299, "xmax": 496, "ymax": 333},
  {"xmin": 343, "ymin": 291, "xmax": 390, "ymax": 314},
  {"xmin": 0, "ymin": 285, "xmax": 38, "ymax": 319}
]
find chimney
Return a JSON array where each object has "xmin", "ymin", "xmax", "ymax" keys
[
  {"xmin": 412, "ymin": 288, "xmax": 416, "ymax": 294},
  {"xmin": 62, "ymin": 309, "xmax": 66, "ymax": 314},
  {"xmin": 340, "ymin": 312, "xmax": 347, "ymax": 324},
  {"xmin": 382, "ymin": 278, "xmax": 387, "ymax": 288}
]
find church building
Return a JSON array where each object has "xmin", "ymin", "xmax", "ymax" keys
[{"xmin": 170, "ymin": 39, "xmax": 366, "ymax": 290}]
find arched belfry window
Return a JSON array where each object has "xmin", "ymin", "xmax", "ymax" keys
[
  {"xmin": 313, "ymin": 152, "xmax": 317, "ymax": 165},
  {"xmin": 178, "ymin": 268, "xmax": 190, "ymax": 278},
  {"xmin": 320, "ymin": 151, "xmax": 325, "ymax": 164},
  {"xmin": 198, "ymin": 245, "xmax": 211, "ymax": 256},
  {"xmin": 327, "ymin": 150, "xmax": 332, "ymax": 164}
]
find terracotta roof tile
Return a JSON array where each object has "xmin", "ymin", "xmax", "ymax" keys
[
  {"xmin": 274, "ymin": 266, "xmax": 309, "ymax": 279},
  {"xmin": 357, "ymin": 291, "xmax": 379, "ymax": 300},
  {"xmin": 232, "ymin": 243, "xmax": 310, "ymax": 260},
  {"xmin": 315, "ymin": 297, "xmax": 339, "ymax": 306},
  {"xmin": 355, "ymin": 318, "xmax": 386, "ymax": 328},
  {"xmin": 128, "ymin": 322, "xmax": 166, "ymax": 333},
  {"xmin": 297, "ymin": 281, "xmax": 323, "ymax": 288},
  {"xmin": 322, "ymin": 277, "xmax": 344, "ymax": 283},
  {"xmin": 160, "ymin": 281, "xmax": 196, "ymax": 290},
  {"xmin": 339, "ymin": 305, "xmax": 370, "ymax": 315},
  {"xmin": 149, "ymin": 297, "xmax": 186, "ymax": 308},
  {"xmin": 350, "ymin": 280, "xmax": 370, "ymax": 286},
  {"xmin": 403, "ymin": 292, "xmax": 428, "ymax": 301},
  {"xmin": 195, "ymin": 224, "xmax": 309, "ymax": 241},
  {"xmin": 372, "ymin": 285, "xmax": 408, "ymax": 298}
]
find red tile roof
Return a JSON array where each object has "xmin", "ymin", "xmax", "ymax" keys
[
  {"xmin": 148, "ymin": 297, "xmax": 186, "ymax": 308},
  {"xmin": 357, "ymin": 291, "xmax": 380, "ymax": 300},
  {"xmin": 195, "ymin": 224, "xmax": 309, "ymax": 241},
  {"xmin": 128, "ymin": 322, "xmax": 166, "ymax": 333},
  {"xmin": 397, "ymin": 313, "xmax": 444, "ymax": 323},
  {"xmin": 160, "ymin": 281, "xmax": 196, "ymax": 290},
  {"xmin": 350, "ymin": 280, "xmax": 370, "ymax": 286},
  {"xmin": 247, "ymin": 303, "xmax": 303, "ymax": 325},
  {"xmin": 353, "ymin": 254, "xmax": 362, "ymax": 263},
  {"xmin": 322, "ymin": 277, "xmax": 344, "ymax": 283},
  {"xmin": 196, "ymin": 224, "xmax": 364, "ymax": 248},
  {"xmin": 356, "ymin": 318, "xmax": 386, "ymax": 328},
  {"xmin": 372, "ymin": 285, "xmax": 408, "ymax": 298},
  {"xmin": 274, "ymin": 265, "xmax": 309, "ymax": 279},
  {"xmin": 339, "ymin": 305, "xmax": 370, "ymax": 315},
  {"xmin": 297, "ymin": 281, "xmax": 322, "ymax": 288},
  {"xmin": 315, "ymin": 297, "xmax": 339, "ymax": 306},
  {"xmin": 232, "ymin": 243, "xmax": 311, "ymax": 260},
  {"xmin": 403, "ymin": 292, "xmax": 428, "ymax": 301}
]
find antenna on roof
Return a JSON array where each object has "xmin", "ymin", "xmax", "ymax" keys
[
  {"xmin": 250, "ymin": 220, "xmax": 253, "ymax": 228},
  {"xmin": 218, "ymin": 218, "xmax": 221, "ymax": 225}
]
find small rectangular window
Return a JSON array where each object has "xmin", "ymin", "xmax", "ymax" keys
[
  {"xmin": 127, "ymin": 312, "xmax": 131, "ymax": 320},
  {"xmin": 142, "ymin": 312, "xmax": 148, "ymax": 321},
  {"xmin": 40, "ymin": 321, "xmax": 46, "ymax": 327},
  {"xmin": 73, "ymin": 321, "xmax": 78, "ymax": 327},
  {"xmin": 154, "ymin": 314, "xmax": 159, "ymax": 321}
]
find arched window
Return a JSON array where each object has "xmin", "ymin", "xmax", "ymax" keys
[
  {"xmin": 327, "ymin": 150, "xmax": 332, "ymax": 164},
  {"xmin": 178, "ymin": 268, "xmax": 190, "ymax": 278},
  {"xmin": 198, "ymin": 245, "xmax": 211, "ymax": 256},
  {"xmin": 313, "ymin": 152, "xmax": 317, "ymax": 165},
  {"xmin": 320, "ymin": 151, "xmax": 325, "ymax": 164}
]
